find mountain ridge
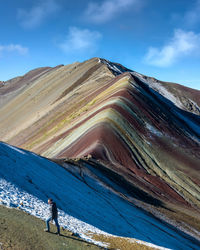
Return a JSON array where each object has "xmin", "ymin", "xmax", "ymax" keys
[{"xmin": 0, "ymin": 57, "xmax": 200, "ymax": 238}]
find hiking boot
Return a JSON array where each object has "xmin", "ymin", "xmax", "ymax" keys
[
  {"xmin": 71, "ymin": 232, "xmax": 79, "ymax": 237},
  {"xmin": 56, "ymin": 232, "xmax": 61, "ymax": 236},
  {"xmin": 44, "ymin": 229, "xmax": 50, "ymax": 232}
]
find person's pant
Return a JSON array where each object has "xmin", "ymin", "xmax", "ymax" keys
[{"xmin": 46, "ymin": 217, "xmax": 60, "ymax": 233}]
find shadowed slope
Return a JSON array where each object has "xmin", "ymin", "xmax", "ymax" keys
[{"xmin": 1, "ymin": 142, "xmax": 200, "ymax": 249}]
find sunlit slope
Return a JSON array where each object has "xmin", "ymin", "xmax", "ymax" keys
[
  {"xmin": 0, "ymin": 58, "xmax": 114, "ymax": 143},
  {"xmin": 0, "ymin": 57, "xmax": 200, "ymax": 213},
  {"xmin": 0, "ymin": 66, "xmax": 59, "ymax": 107},
  {"xmin": 22, "ymin": 72, "xmax": 199, "ymax": 211}
]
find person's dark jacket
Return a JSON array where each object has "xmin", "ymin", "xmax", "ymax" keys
[{"xmin": 50, "ymin": 202, "xmax": 58, "ymax": 219}]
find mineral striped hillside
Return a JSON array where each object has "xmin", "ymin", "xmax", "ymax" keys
[{"xmin": 0, "ymin": 58, "xmax": 200, "ymax": 237}]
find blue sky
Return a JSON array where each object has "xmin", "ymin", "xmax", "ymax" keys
[{"xmin": 0, "ymin": 0, "xmax": 200, "ymax": 90}]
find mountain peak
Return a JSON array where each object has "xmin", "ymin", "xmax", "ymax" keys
[{"xmin": 0, "ymin": 57, "xmax": 200, "ymax": 215}]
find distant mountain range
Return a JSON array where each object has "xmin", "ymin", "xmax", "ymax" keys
[{"xmin": 0, "ymin": 58, "xmax": 200, "ymax": 244}]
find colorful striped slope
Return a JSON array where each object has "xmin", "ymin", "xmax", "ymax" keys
[{"xmin": 0, "ymin": 57, "xmax": 200, "ymax": 222}]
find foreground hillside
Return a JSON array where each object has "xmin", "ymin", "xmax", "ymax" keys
[
  {"xmin": 1, "ymin": 205, "xmax": 162, "ymax": 250},
  {"xmin": 0, "ymin": 205, "xmax": 101, "ymax": 250},
  {"xmin": 1, "ymin": 142, "xmax": 200, "ymax": 249}
]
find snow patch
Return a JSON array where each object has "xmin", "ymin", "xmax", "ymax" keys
[
  {"xmin": 6, "ymin": 143, "xmax": 27, "ymax": 155},
  {"xmin": 0, "ymin": 178, "xmax": 108, "ymax": 247},
  {"xmin": 100, "ymin": 59, "xmax": 127, "ymax": 75},
  {"xmin": 132, "ymin": 72, "xmax": 184, "ymax": 109},
  {"xmin": 145, "ymin": 123, "xmax": 163, "ymax": 136}
]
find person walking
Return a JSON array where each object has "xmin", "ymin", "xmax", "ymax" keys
[{"xmin": 44, "ymin": 198, "xmax": 60, "ymax": 235}]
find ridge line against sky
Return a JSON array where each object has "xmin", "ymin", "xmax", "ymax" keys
[{"xmin": 0, "ymin": 0, "xmax": 200, "ymax": 90}]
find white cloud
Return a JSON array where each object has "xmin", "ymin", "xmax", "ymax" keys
[
  {"xmin": 17, "ymin": 0, "xmax": 60, "ymax": 29},
  {"xmin": 184, "ymin": 0, "xmax": 200, "ymax": 27},
  {"xmin": 0, "ymin": 44, "xmax": 28, "ymax": 57},
  {"xmin": 84, "ymin": 0, "xmax": 142, "ymax": 23},
  {"xmin": 59, "ymin": 27, "xmax": 102, "ymax": 54},
  {"xmin": 144, "ymin": 29, "xmax": 200, "ymax": 67}
]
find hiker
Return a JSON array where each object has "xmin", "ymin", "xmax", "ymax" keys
[{"xmin": 44, "ymin": 198, "xmax": 60, "ymax": 235}]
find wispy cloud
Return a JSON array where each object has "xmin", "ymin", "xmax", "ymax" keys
[
  {"xmin": 0, "ymin": 44, "xmax": 28, "ymax": 57},
  {"xmin": 59, "ymin": 27, "xmax": 102, "ymax": 54},
  {"xmin": 17, "ymin": 0, "xmax": 60, "ymax": 29},
  {"xmin": 184, "ymin": 0, "xmax": 200, "ymax": 27},
  {"xmin": 144, "ymin": 29, "xmax": 200, "ymax": 67},
  {"xmin": 84, "ymin": 0, "xmax": 142, "ymax": 23}
]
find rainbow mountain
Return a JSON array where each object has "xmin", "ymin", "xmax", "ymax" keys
[{"xmin": 0, "ymin": 57, "xmax": 200, "ymax": 239}]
